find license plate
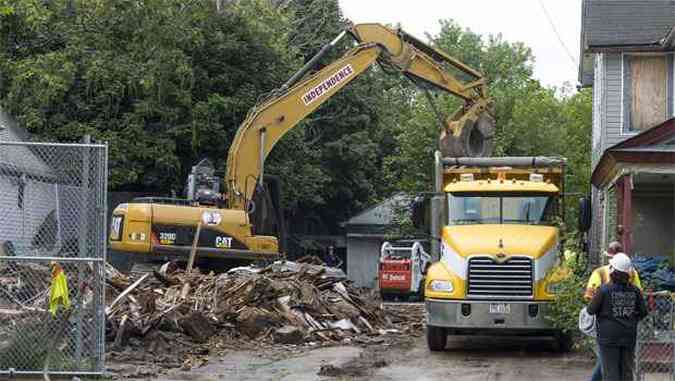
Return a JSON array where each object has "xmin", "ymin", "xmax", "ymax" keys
[{"xmin": 489, "ymin": 303, "xmax": 510, "ymax": 314}]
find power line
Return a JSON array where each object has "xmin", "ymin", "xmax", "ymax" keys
[{"xmin": 538, "ymin": 0, "xmax": 578, "ymax": 71}]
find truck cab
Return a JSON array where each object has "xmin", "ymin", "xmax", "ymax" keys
[{"xmin": 420, "ymin": 152, "xmax": 569, "ymax": 351}]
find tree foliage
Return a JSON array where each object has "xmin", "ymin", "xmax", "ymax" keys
[
  {"xmin": 0, "ymin": 1, "xmax": 592, "ymax": 239},
  {"xmin": 0, "ymin": 0, "xmax": 292, "ymax": 191}
]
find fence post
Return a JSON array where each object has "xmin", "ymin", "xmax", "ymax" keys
[
  {"xmin": 96, "ymin": 143, "xmax": 108, "ymax": 372},
  {"xmin": 75, "ymin": 135, "xmax": 91, "ymax": 366}
]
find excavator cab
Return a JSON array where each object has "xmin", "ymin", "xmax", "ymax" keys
[
  {"xmin": 185, "ymin": 159, "xmax": 287, "ymax": 252},
  {"xmin": 186, "ymin": 159, "xmax": 223, "ymax": 207}
]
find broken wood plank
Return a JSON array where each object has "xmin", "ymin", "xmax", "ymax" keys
[
  {"xmin": 105, "ymin": 273, "xmax": 149, "ymax": 316},
  {"xmin": 181, "ymin": 221, "xmax": 203, "ymax": 300},
  {"xmin": 112, "ymin": 314, "xmax": 129, "ymax": 350},
  {"xmin": 185, "ymin": 221, "xmax": 202, "ymax": 273}
]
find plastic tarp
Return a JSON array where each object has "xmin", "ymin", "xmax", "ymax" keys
[{"xmin": 632, "ymin": 256, "xmax": 675, "ymax": 291}]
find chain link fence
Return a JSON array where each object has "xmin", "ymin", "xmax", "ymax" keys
[
  {"xmin": 635, "ymin": 292, "xmax": 675, "ymax": 380},
  {"xmin": 0, "ymin": 141, "xmax": 107, "ymax": 377}
]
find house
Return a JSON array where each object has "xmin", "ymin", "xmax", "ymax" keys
[
  {"xmin": 579, "ymin": 0, "xmax": 675, "ymax": 263},
  {"xmin": 343, "ymin": 194, "xmax": 413, "ymax": 288},
  {"xmin": 0, "ymin": 109, "xmax": 86, "ymax": 257},
  {"xmin": 0, "ymin": 109, "xmax": 59, "ymax": 254}
]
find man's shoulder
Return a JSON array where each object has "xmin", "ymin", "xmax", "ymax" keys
[
  {"xmin": 592, "ymin": 265, "xmax": 610, "ymax": 273},
  {"xmin": 588, "ymin": 265, "xmax": 609, "ymax": 280}
]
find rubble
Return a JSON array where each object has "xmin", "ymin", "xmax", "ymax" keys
[
  {"xmin": 104, "ymin": 259, "xmax": 410, "ymax": 368},
  {"xmin": 273, "ymin": 325, "xmax": 305, "ymax": 344},
  {"xmin": 382, "ymin": 303, "xmax": 425, "ymax": 337},
  {"xmin": 179, "ymin": 312, "xmax": 216, "ymax": 343}
]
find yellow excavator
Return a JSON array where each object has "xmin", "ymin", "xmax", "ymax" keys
[{"xmin": 108, "ymin": 23, "xmax": 495, "ymax": 266}]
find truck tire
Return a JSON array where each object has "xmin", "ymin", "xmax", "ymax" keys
[
  {"xmin": 416, "ymin": 279, "xmax": 426, "ymax": 302},
  {"xmin": 555, "ymin": 331, "xmax": 573, "ymax": 353},
  {"xmin": 426, "ymin": 325, "xmax": 447, "ymax": 351}
]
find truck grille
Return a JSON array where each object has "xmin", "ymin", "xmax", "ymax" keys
[{"xmin": 467, "ymin": 256, "xmax": 533, "ymax": 299}]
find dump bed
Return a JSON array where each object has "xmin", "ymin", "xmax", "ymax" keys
[{"xmin": 441, "ymin": 156, "xmax": 565, "ymax": 189}]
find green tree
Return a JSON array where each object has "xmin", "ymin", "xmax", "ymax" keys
[
  {"xmin": 0, "ymin": 0, "xmax": 292, "ymax": 191},
  {"xmin": 0, "ymin": 2, "xmax": 592, "ymax": 251}
]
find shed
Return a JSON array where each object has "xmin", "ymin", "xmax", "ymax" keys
[{"xmin": 342, "ymin": 194, "xmax": 411, "ymax": 288}]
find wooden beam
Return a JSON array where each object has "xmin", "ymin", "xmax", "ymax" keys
[{"xmin": 621, "ymin": 175, "xmax": 633, "ymax": 255}]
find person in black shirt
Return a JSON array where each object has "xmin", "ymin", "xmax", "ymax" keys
[{"xmin": 588, "ymin": 253, "xmax": 648, "ymax": 381}]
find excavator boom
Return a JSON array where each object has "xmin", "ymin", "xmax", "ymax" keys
[
  {"xmin": 109, "ymin": 22, "xmax": 496, "ymax": 266},
  {"xmin": 225, "ymin": 23, "xmax": 494, "ymax": 210}
]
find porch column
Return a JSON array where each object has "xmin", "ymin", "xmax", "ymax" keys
[{"xmin": 618, "ymin": 175, "xmax": 633, "ymax": 254}]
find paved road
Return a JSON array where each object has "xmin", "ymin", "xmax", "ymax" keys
[
  {"xmin": 159, "ymin": 335, "xmax": 593, "ymax": 381},
  {"xmin": 373, "ymin": 335, "xmax": 592, "ymax": 381}
]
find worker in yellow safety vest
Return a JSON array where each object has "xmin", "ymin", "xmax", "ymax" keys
[
  {"xmin": 584, "ymin": 241, "xmax": 642, "ymax": 300},
  {"xmin": 584, "ymin": 241, "xmax": 642, "ymax": 381}
]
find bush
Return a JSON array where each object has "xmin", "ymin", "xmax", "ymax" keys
[{"xmin": 544, "ymin": 249, "xmax": 594, "ymax": 352}]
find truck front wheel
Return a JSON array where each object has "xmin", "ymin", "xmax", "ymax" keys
[
  {"xmin": 426, "ymin": 325, "xmax": 447, "ymax": 351},
  {"xmin": 554, "ymin": 331, "xmax": 573, "ymax": 353}
]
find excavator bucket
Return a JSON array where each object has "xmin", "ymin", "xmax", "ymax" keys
[{"xmin": 440, "ymin": 108, "xmax": 495, "ymax": 158}]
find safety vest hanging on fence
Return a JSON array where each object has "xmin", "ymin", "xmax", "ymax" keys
[{"xmin": 49, "ymin": 262, "xmax": 70, "ymax": 316}]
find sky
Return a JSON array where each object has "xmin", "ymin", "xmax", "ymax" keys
[{"xmin": 339, "ymin": 0, "xmax": 582, "ymax": 89}]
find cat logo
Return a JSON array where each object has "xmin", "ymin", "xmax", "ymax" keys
[
  {"xmin": 201, "ymin": 211, "xmax": 222, "ymax": 226},
  {"xmin": 215, "ymin": 236, "xmax": 233, "ymax": 248}
]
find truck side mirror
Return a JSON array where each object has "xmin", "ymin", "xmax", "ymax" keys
[
  {"xmin": 578, "ymin": 196, "xmax": 592, "ymax": 233},
  {"xmin": 411, "ymin": 196, "xmax": 428, "ymax": 230},
  {"xmin": 411, "ymin": 198, "xmax": 423, "ymax": 230}
]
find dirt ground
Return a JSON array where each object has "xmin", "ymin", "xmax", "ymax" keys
[{"xmin": 110, "ymin": 333, "xmax": 593, "ymax": 381}]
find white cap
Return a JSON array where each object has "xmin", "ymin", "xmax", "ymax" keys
[{"xmin": 609, "ymin": 253, "xmax": 632, "ymax": 274}]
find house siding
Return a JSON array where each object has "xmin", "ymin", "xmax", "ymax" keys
[
  {"xmin": 592, "ymin": 54, "xmax": 603, "ymax": 167},
  {"xmin": 589, "ymin": 186, "xmax": 603, "ymax": 266},
  {"xmin": 0, "ymin": 176, "xmax": 59, "ymax": 252},
  {"xmin": 604, "ymin": 53, "xmax": 624, "ymax": 148},
  {"xmin": 346, "ymin": 236, "xmax": 381, "ymax": 288}
]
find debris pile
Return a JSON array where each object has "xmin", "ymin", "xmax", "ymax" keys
[
  {"xmin": 0, "ymin": 261, "xmax": 51, "ymax": 313},
  {"xmin": 105, "ymin": 260, "xmax": 399, "ymax": 359},
  {"xmin": 382, "ymin": 303, "xmax": 425, "ymax": 337}
]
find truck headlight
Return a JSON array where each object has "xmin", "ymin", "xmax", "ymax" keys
[{"xmin": 429, "ymin": 280, "xmax": 453, "ymax": 293}]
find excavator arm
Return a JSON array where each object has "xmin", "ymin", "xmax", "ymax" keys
[{"xmin": 225, "ymin": 23, "xmax": 494, "ymax": 210}]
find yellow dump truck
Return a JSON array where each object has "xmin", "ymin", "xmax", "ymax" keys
[{"xmin": 413, "ymin": 153, "xmax": 570, "ymax": 351}]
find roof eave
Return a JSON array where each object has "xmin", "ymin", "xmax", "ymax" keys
[
  {"xmin": 587, "ymin": 43, "xmax": 669, "ymax": 53},
  {"xmin": 592, "ymin": 118, "xmax": 675, "ymax": 187}
]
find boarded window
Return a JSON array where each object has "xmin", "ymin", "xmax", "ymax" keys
[{"xmin": 625, "ymin": 55, "xmax": 668, "ymax": 132}]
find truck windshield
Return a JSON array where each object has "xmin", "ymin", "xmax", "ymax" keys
[{"xmin": 447, "ymin": 193, "xmax": 557, "ymax": 225}]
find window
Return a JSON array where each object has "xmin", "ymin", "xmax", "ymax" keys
[
  {"xmin": 447, "ymin": 193, "xmax": 557, "ymax": 226},
  {"xmin": 109, "ymin": 215, "xmax": 124, "ymax": 241},
  {"xmin": 623, "ymin": 54, "xmax": 673, "ymax": 132}
]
